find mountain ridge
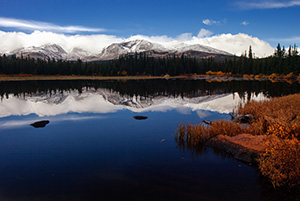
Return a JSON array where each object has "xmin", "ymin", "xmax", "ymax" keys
[{"xmin": 7, "ymin": 39, "xmax": 233, "ymax": 61}]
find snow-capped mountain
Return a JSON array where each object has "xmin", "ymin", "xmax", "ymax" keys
[
  {"xmin": 8, "ymin": 39, "xmax": 232, "ymax": 61},
  {"xmin": 11, "ymin": 44, "xmax": 68, "ymax": 60},
  {"xmin": 96, "ymin": 39, "xmax": 232, "ymax": 60},
  {"xmin": 172, "ymin": 43, "xmax": 230, "ymax": 55},
  {"xmin": 97, "ymin": 39, "xmax": 169, "ymax": 60}
]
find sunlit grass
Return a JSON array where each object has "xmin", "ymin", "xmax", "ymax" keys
[
  {"xmin": 257, "ymin": 122, "xmax": 300, "ymax": 188},
  {"xmin": 176, "ymin": 93, "xmax": 300, "ymax": 188},
  {"xmin": 239, "ymin": 93, "xmax": 300, "ymax": 136}
]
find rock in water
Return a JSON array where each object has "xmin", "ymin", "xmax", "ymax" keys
[
  {"xmin": 133, "ymin": 116, "xmax": 148, "ymax": 120},
  {"xmin": 229, "ymin": 113, "xmax": 255, "ymax": 124},
  {"xmin": 30, "ymin": 120, "xmax": 50, "ymax": 128}
]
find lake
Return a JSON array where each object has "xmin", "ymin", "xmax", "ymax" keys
[{"xmin": 0, "ymin": 79, "xmax": 299, "ymax": 201}]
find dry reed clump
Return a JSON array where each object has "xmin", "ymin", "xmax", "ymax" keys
[
  {"xmin": 176, "ymin": 93, "xmax": 300, "ymax": 188},
  {"xmin": 175, "ymin": 120, "xmax": 253, "ymax": 146},
  {"xmin": 257, "ymin": 122, "xmax": 300, "ymax": 188},
  {"xmin": 175, "ymin": 123, "xmax": 208, "ymax": 147},
  {"xmin": 238, "ymin": 93, "xmax": 300, "ymax": 136},
  {"xmin": 240, "ymin": 94, "xmax": 300, "ymax": 188}
]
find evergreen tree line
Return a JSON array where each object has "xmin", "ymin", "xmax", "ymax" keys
[{"xmin": 0, "ymin": 44, "xmax": 299, "ymax": 76}]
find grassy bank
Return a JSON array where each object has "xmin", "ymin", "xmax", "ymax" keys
[
  {"xmin": 1, "ymin": 73, "xmax": 299, "ymax": 83},
  {"xmin": 176, "ymin": 93, "xmax": 300, "ymax": 188}
]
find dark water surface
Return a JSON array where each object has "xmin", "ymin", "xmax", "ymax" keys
[{"xmin": 0, "ymin": 79, "xmax": 299, "ymax": 201}]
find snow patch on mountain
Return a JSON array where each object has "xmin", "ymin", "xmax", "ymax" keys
[{"xmin": 11, "ymin": 44, "xmax": 67, "ymax": 60}]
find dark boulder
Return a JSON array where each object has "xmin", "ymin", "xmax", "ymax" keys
[
  {"xmin": 229, "ymin": 113, "xmax": 255, "ymax": 124},
  {"xmin": 30, "ymin": 120, "xmax": 50, "ymax": 128},
  {"xmin": 133, "ymin": 116, "xmax": 148, "ymax": 120}
]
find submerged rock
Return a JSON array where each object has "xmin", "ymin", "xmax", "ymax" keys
[
  {"xmin": 133, "ymin": 116, "xmax": 148, "ymax": 120},
  {"xmin": 30, "ymin": 120, "xmax": 50, "ymax": 128}
]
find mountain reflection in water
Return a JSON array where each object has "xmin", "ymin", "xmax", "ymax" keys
[
  {"xmin": 0, "ymin": 79, "xmax": 300, "ymax": 201},
  {"xmin": 1, "ymin": 79, "xmax": 299, "ymax": 118}
]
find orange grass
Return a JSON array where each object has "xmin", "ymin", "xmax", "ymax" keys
[
  {"xmin": 175, "ymin": 120, "xmax": 253, "ymax": 146},
  {"xmin": 176, "ymin": 93, "xmax": 300, "ymax": 188},
  {"xmin": 257, "ymin": 123, "xmax": 300, "ymax": 188},
  {"xmin": 239, "ymin": 93, "xmax": 300, "ymax": 136},
  {"xmin": 239, "ymin": 94, "xmax": 300, "ymax": 188}
]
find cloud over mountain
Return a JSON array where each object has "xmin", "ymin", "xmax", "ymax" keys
[
  {"xmin": 197, "ymin": 29, "xmax": 213, "ymax": 38},
  {"xmin": 0, "ymin": 30, "xmax": 274, "ymax": 58}
]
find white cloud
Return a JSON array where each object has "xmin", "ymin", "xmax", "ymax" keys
[
  {"xmin": 241, "ymin": 21, "xmax": 249, "ymax": 26},
  {"xmin": 126, "ymin": 34, "xmax": 174, "ymax": 44},
  {"xmin": 0, "ymin": 30, "xmax": 274, "ymax": 58},
  {"xmin": 176, "ymin": 32, "xmax": 193, "ymax": 41},
  {"xmin": 128, "ymin": 33, "xmax": 274, "ymax": 57},
  {"xmin": 197, "ymin": 29, "xmax": 213, "ymax": 38},
  {"xmin": 202, "ymin": 19, "xmax": 220, "ymax": 26},
  {"xmin": 0, "ymin": 17, "xmax": 105, "ymax": 33},
  {"xmin": 237, "ymin": 0, "xmax": 300, "ymax": 9},
  {"xmin": 0, "ymin": 30, "xmax": 123, "ymax": 54},
  {"xmin": 189, "ymin": 33, "xmax": 274, "ymax": 57}
]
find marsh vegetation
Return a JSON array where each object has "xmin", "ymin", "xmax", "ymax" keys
[{"xmin": 176, "ymin": 93, "xmax": 300, "ymax": 189}]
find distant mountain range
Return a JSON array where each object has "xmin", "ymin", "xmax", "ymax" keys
[{"xmin": 9, "ymin": 39, "xmax": 232, "ymax": 61}]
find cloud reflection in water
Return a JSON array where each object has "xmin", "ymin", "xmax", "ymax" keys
[{"xmin": 0, "ymin": 88, "xmax": 267, "ymax": 118}]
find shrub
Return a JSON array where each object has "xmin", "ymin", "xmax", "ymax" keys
[
  {"xmin": 238, "ymin": 94, "xmax": 300, "ymax": 136},
  {"xmin": 257, "ymin": 123, "xmax": 300, "ymax": 187}
]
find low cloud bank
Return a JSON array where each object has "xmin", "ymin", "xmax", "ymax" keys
[{"xmin": 0, "ymin": 30, "xmax": 274, "ymax": 57}]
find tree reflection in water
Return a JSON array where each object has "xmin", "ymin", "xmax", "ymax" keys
[{"xmin": 1, "ymin": 79, "xmax": 300, "ymax": 101}]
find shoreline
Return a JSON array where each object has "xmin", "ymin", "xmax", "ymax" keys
[
  {"xmin": 205, "ymin": 134, "xmax": 267, "ymax": 165},
  {"xmin": 0, "ymin": 75, "xmax": 186, "ymax": 81},
  {"xmin": 0, "ymin": 74, "xmax": 299, "ymax": 82}
]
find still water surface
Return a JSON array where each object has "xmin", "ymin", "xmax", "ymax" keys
[{"xmin": 0, "ymin": 79, "xmax": 299, "ymax": 201}]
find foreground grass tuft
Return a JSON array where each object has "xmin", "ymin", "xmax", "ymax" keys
[{"xmin": 257, "ymin": 122, "xmax": 300, "ymax": 188}]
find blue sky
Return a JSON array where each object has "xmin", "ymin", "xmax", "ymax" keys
[{"xmin": 0, "ymin": 0, "xmax": 299, "ymax": 56}]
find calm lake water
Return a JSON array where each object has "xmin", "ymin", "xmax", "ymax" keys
[{"xmin": 0, "ymin": 79, "xmax": 299, "ymax": 201}]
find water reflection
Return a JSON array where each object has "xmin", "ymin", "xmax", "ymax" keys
[
  {"xmin": 0, "ymin": 79, "xmax": 300, "ymax": 201},
  {"xmin": 1, "ymin": 79, "xmax": 300, "ymax": 101},
  {"xmin": 175, "ymin": 137, "xmax": 300, "ymax": 201},
  {"xmin": 2, "ymin": 79, "xmax": 298, "ymax": 118}
]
